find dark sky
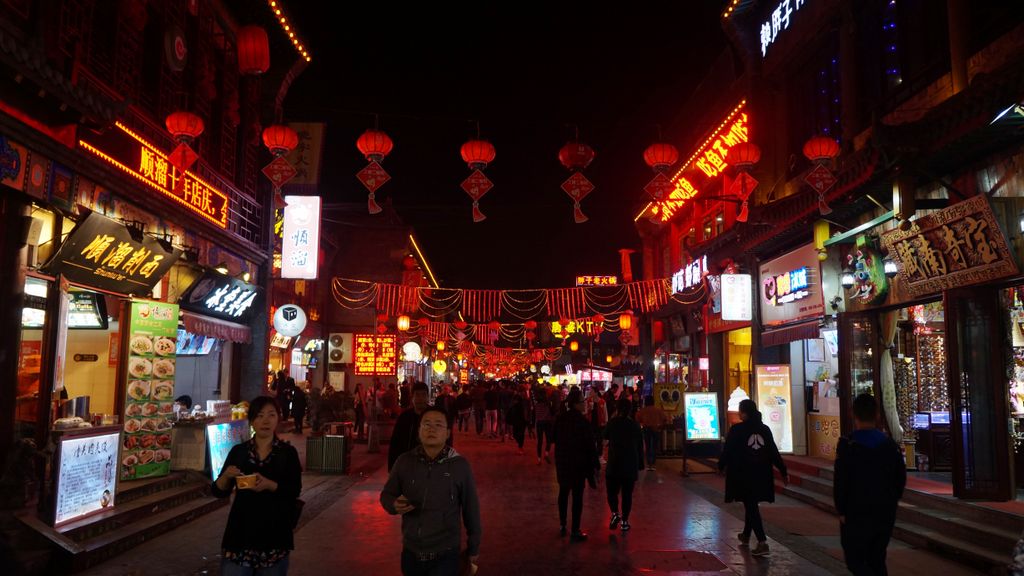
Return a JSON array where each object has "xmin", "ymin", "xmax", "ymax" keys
[{"xmin": 286, "ymin": 3, "xmax": 728, "ymax": 289}]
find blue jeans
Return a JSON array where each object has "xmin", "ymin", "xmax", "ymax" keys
[
  {"xmin": 401, "ymin": 548, "xmax": 459, "ymax": 576},
  {"xmin": 643, "ymin": 428, "xmax": 659, "ymax": 467},
  {"xmin": 220, "ymin": 556, "xmax": 290, "ymax": 576}
]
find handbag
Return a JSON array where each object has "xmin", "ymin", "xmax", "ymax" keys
[{"xmin": 292, "ymin": 498, "xmax": 305, "ymax": 530}]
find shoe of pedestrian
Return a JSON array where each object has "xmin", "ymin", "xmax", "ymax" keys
[
  {"xmin": 620, "ymin": 520, "xmax": 631, "ymax": 532},
  {"xmin": 609, "ymin": 513, "xmax": 621, "ymax": 530},
  {"xmin": 570, "ymin": 531, "xmax": 588, "ymax": 542},
  {"xmin": 737, "ymin": 532, "xmax": 750, "ymax": 545},
  {"xmin": 751, "ymin": 541, "xmax": 770, "ymax": 556},
  {"xmin": 559, "ymin": 526, "xmax": 567, "ymax": 537},
  {"xmin": 537, "ymin": 457, "xmax": 542, "ymax": 465},
  {"xmin": 544, "ymin": 453, "xmax": 551, "ymax": 463}
]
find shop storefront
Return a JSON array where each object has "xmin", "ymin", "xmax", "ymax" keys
[
  {"xmin": 706, "ymin": 272, "xmax": 753, "ymax": 430},
  {"xmin": 756, "ymin": 242, "xmax": 830, "ymax": 456}
]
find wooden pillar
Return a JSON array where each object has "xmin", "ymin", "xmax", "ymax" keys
[{"xmin": 948, "ymin": 0, "xmax": 970, "ymax": 94}]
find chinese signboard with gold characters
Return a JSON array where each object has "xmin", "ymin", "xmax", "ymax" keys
[
  {"xmin": 881, "ymin": 195, "xmax": 1017, "ymax": 297},
  {"xmin": 41, "ymin": 212, "xmax": 181, "ymax": 294},
  {"xmin": 575, "ymin": 275, "xmax": 618, "ymax": 286},
  {"xmin": 353, "ymin": 334, "xmax": 398, "ymax": 376}
]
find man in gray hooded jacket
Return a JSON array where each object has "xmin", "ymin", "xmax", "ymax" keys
[{"xmin": 381, "ymin": 406, "xmax": 481, "ymax": 576}]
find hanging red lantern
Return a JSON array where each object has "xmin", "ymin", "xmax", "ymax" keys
[
  {"xmin": 402, "ymin": 255, "xmax": 418, "ymax": 270},
  {"xmin": 643, "ymin": 142, "xmax": 679, "ymax": 173},
  {"xmin": 558, "ymin": 142, "xmax": 595, "ymax": 171},
  {"xmin": 417, "ymin": 318, "xmax": 430, "ymax": 328},
  {"xmin": 376, "ymin": 313, "xmax": 388, "ymax": 323},
  {"xmin": 619, "ymin": 313, "xmax": 633, "ymax": 331},
  {"xmin": 592, "ymin": 314, "xmax": 605, "ymax": 325},
  {"xmin": 237, "ymin": 25, "xmax": 270, "ymax": 75},
  {"xmin": 526, "ymin": 331, "xmax": 536, "ymax": 340},
  {"xmin": 165, "ymin": 111, "xmax": 204, "ymax": 143},
  {"xmin": 357, "ymin": 129, "xmax": 394, "ymax": 163},
  {"xmin": 727, "ymin": 141, "xmax": 761, "ymax": 169},
  {"xmin": 570, "ymin": 341, "xmax": 579, "ymax": 352},
  {"xmin": 262, "ymin": 125, "xmax": 299, "ymax": 157},
  {"xmin": 453, "ymin": 320, "xmax": 468, "ymax": 330},
  {"xmin": 803, "ymin": 135, "xmax": 840, "ymax": 163},
  {"xmin": 397, "ymin": 315, "xmax": 411, "ymax": 331},
  {"xmin": 487, "ymin": 320, "xmax": 501, "ymax": 331},
  {"xmin": 436, "ymin": 340, "xmax": 446, "ymax": 352},
  {"xmin": 461, "ymin": 139, "xmax": 496, "ymax": 170},
  {"xmin": 524, "ymin": 320, "xmax": 538, "ymax": 331}
]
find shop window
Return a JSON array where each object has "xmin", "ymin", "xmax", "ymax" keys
[{"xmin": 703, "ymin": 219, "xmax": 714, "ymax": 242}]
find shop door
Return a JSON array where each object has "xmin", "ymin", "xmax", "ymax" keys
[
  {"xmin": 838, "ymin": 313, "xmax": 882, "ymax": 435},
  {"xmin": 945, "ymin": 288, "xmax": 1013, "ymax": 500}
]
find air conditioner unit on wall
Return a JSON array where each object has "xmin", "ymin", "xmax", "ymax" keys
[{"xmin": 327, "ymin": 332, "xmax": 353, "ymax": 370}]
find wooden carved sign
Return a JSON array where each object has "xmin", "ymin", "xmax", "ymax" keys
[{"xmin": 881, "ymin": 195, "xmax": 1017, "ymax": 297}]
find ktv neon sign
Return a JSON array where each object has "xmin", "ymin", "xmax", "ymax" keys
[
  {"xmin": 655, "ymin": 102, "xmax": 749, "ymax": 222},
  {"xmin": 79, "ymin": 123, "xmax": 230, "ymax": 229}
]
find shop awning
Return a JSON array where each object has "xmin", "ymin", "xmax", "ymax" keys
[
  {"xmin": 761, "ymin": 320, "xmax": 821, "ymax": 348},
  {"xmin": 182, "ymin": 311, "xmax": 251, "ymax": 344}
]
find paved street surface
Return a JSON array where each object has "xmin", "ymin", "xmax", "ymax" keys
[{"xmin": 80, "ymin": 428, "xmax": 983, "ymax": 576}]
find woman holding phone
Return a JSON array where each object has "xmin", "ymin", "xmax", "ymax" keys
[{"xmin": 213, "ymin": 396, "xmax": 303, "ymax": 575}]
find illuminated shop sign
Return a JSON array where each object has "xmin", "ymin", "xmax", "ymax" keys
[
  {"xmin": 721, "ymin": 273, "xmax": 753, "ymax": 321},
  {"xmin": 353, "ymin": 334, "xmax": 398, "ymax": 376},
  {"xmin": 79, "ymin": 123, "xmax": 230, "ymax": 229},
  {"xmin": 759, "ymin": 0, "xmax": 809, "ymax": 58},
  {"xmin": 763, "ymin": 267, "xmax": 809, "ymax": 306},
  {"xmin": 281, "ymin": 195, "xmax": 321, "ymax": 280},
  {"xmin": 653, "ymin": 102, "xmax": 749, "ymax": 222},
  {"xmin": 672, "ymin": 256, "xmax": 707, "ymax": 294},
  {"xmin": 575, "ymin": 275, "xmax": 618, "ymax": 286},
  {"xmin": 179, "ymin": 272, "xmax": 260, "ymax": 322}
]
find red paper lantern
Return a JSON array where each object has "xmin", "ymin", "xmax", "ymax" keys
[
  {"xmin": 402, "ymin": 255, "xmax": 418, "ymax": 270},
  {"xmin": 417, "ymin": 318, "xmax": 430, "ymax": 328},
  {"xmin": 524, "ymin": 320, "xmax": 538, "ymax": 330},
  {"xmin": 727, "ymin": 141, "xmax": 761, "ymax": 169},
  {"xmin": 357, "ymin": 129, "xmax": 394, "ymax": 163},
  {"xmin": 461, "ymin": 139, "xmax": 496, "ymax": 170},
  {"xmin": 262, "ymin": 125, "xmax": 299, "ymax": 157},
  {"xmin": 453, "ymin": 320, "xmax": 468, "ymax": 330},
  {"xmin": 570, "ymin": 341, "xmax": 579, "ymax": 352},
  {"xmin": 376, "ymin": 313, "xmax": 388, "ymax": 323},
  {"xmin": 487, "ymin": 320, "xmax": 501, "ymax": 331},
  {"xmin": 643, "ymin": 142, "xmax": 679, "ymax": 172},
  {"xmin": 237, "ymin": 25, "xmax": 270, "ymax": 75},
  {"xmin": 397, "ymin": 315, "xmax": 411, "ymax": 331},
  {"xmin": 803, "ymin": 135, "xmax": 840, "ymax": 163},
  {"xmin": 592, "ymin": 314, "xmax": 605, "ymax": 325},
  {"xmin": 619, "ymin": 313, "xmax": 633, "ymax": 331},
  {"xmin": 165, "ymin": 111, "xmax": 204, "ymax": 142},
  {"xmin": 558, "ymin": 142, "xmax": 595, "ymax": 171},
  {"xmin": 526, "ymin": 331, "xmax": 536, "ymax": 340}
]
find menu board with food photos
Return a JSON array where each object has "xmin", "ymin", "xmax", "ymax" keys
[{"xmin": 121, "ymin": 300, "xmax": 178, "ymax": 481}]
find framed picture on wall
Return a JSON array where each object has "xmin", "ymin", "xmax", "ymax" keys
[{"xmin": 806, "ymin": 338, "xmax": 826, "ymax": 363}]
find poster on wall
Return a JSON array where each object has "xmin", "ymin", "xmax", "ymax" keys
[
  {"xmin": 755, "ymin": 365, "xmax": 793, "ymax": 453},
  {"xmin": 684, "ymin": 393, "xmax": 721, "ymax": 440},
  {"xmin": 121, "ymin": 300, "xmax": 178, "ymax": 481},
  {"xmin": 53, "ymin": 429, "xmax": 119, "ymax": 526},
  {"xmin": 807, "ymin": 413, "xmax": 840, "ymax": 461},
  {"xmin": 207, "ymin": 420, "xmax": 251, "ymax": 480}
]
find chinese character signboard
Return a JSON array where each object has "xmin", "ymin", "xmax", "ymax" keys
[
  {"xmin": 684, "ymin": 393, "xmax": 721, "ymax": 440},
  {"xmin": 807, "ymin": 413, "xmax": 840, "ymax": 460},
  {"xmin": 575, "ymin": 275, "xmax": 619, "ymax": 287},
  {"xmin": 881, "ymin": 195, "xmax": 1017, "ymax": 298},
  {"xmin": 121, "ymin": 300, "xmax": 178, "ymax": 481},
  {"xmin": 353, "ymin": 334, "xmax": 398, "ymax": 376},
  {"xmin": 755, "ymin": 365, "xmax": 793, "ymax": 453},
  {"xmin": 79, "ymin": 123, "xmax": 230, "ymax": 228},
  {"xmin": 672, "ymin": 256, "xmax": 708, "ymax": 293},
  {"xmin": 179, "ymin": 272, "xmax": 260, "ymax": 323},
  {"xmin": 53, "ymin": 429, "xmax": 120, "ymax": 526},
  {"xmin": 207, "ymin": 420, "xmax": 251, "ymax": 480},
  {"xmin": 281, "ymin": 195, "xmax": 321, "ymax": 279},
  {"xmin": 721, "ymin": 274, "xmax": 753, "ymax": 321},
  {"xmin": 759, "ymin": 0, "xmax": 809, "ymax": 58},
  {"xmin": 759, "ymin": 243, "xmax": 824, "ymax": 327},
  {"xmin": 40, "ymin": 212, "xmax": 181, "ymax": 295}
]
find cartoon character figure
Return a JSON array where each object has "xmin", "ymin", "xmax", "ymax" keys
[{"xmin": 655, "ymin": 383, "xmax": 683, "ymax": 417}]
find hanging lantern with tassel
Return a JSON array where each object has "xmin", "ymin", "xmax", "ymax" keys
[
  {"xmin": 261, "ymin": 124, "xmax": 300, "ymax": 208},
  {"xmin": 237, "ymin": 25, "xmax": 270, "ymax": 75},
  {"xmin": 356, "ymin": 128, "xmax": 394, "ymax": 214},
  {"xmin": 397, "ymin": 315, "xmax": 411, "ymax": 331},
  {"xmin": 726, "ymin": 141, "xmax": 761, "ymax": 223},
  {"xmin": 802, "ymin": 135, "xmax": 840, "ymax": 216},
  {"xmin": 558, "ymin": 138, "xmax": 596, "ymax": 224},
  {"xmin": 165, "ymin": 111, "xmax": 204, "ymax": 174},
  {"xmin": 459, "ymin": 136, "xmax": 495, "ymax": 222}
]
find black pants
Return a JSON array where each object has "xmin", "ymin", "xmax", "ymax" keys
[
  {"xmin": 606, "ymin": 476, "xmax": 635, "ymax": 520},
  {"xmin": 512, "ymin": 423, "xmax": 526, "ymax": 448},
  {"xmin": 558, "ymin": 478, "xmax": 586, "ymax": 532},
  {"xmin": 841, "ymin": 518, "xmax": 894, "ymax": 575},
  {"xmin": 742, "ymin": 498, "xmax": 766, "ymax": 542},
  {"xmin": 474, "ymin": 409, "xmax": 485, "ymax": 434},
  {"xmin": 400, "ymin": 548, "xmax": 459, "ymax": 576},
  {"xmin": 293, "ymin": 409, "xmax": 305, "ymax": 433},
  {"xmin": 536, "ymin": 421, "xmax": 553, "ymax": 457}
]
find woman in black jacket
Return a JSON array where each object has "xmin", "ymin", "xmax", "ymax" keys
[
  {"xmin": 507, "ymin": 388, "xmax": 529, "ymax": 455},
  {"xmin": 604, "ymin": 397, "xmax": 644, "ymax": 532},
  {"xmin": 553, "ymin": 390, "xmax": 600, "ymax": 541},
  {"xmin": 213, "ymin": 396, "xmax": 302, "ymax": 575},
  {"xmin": 718, "ymin": 399, "xmax": 788, "ymax": 556}
]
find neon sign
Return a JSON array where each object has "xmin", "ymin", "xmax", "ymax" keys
[
  {"xmin": 79, "ymin": 123, "xmax": 230, "ymax": 229},
  {"xmin": 672, "ymin": 256, "xmax": 708, "ymax": 293},
  {"xmin": 575, "ymin": 275, "xmax": 618, "ymax": 286},
  {"xmin": 759, "ymin": 0, "xmax": 808, "ymax": 58},
  {"xmin": 353, "ymin": 334, "xmax": 397, "ymax": 376},
  {"xmin": 763, "ymin": 266, "xmax": 810, "ymax": 306},
  {"xmin": 654, "ymin": 102, "xmax": 749, "ymax": 222}
]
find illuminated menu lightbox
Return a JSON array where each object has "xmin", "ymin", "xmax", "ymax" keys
[{"xmin": 353, "ymin": 334, "xmax": 398, "ymax": 376}]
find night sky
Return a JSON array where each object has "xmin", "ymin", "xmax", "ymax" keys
[{"xmin": 286, "ymin": 3, "xmax": 728, "ymax": 289}]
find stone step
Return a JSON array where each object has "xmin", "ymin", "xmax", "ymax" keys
[
  {"xmin": 782, "ymin": 456, "xmax": 834, "ymax": 481},
  {"xmin": 900, "ymin": 489, "xmax": 1024, "ymax": 535},
  {"xmin": 893, "ymin": 521, "xmax": 1012, "ymax": 576},
  {"xmin": 116, "ymin": 471, "xmax": 193, "ymax": 505},
  {"xmin": 59, "ymin": 480, "xmax": 209, "ymax": 542},
  {"xmin": 788, "ymin": 470, "xmax": 833, "ymax": 498}
]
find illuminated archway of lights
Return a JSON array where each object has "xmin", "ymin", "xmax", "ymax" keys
[{"xmin": 267, "ymin": 1, "xmax": 311, "ymax": 62}]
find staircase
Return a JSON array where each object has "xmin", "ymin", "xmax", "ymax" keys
[
  {"xmin": 15, "ymin": 471, "xmax": 227, "ymax": 573},
  {"xmin": 780, "ymin": 458, "xmax": 1020, "ymax": 575}
]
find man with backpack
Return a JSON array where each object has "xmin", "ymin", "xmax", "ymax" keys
[{"xmin": 834, "ymin": 393, "xmax": 906, "ymax": 575}]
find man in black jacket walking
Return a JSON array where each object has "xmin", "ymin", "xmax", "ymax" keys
[
  {"xmin": 834, "ymin": 393, "xmax": 906, "ymax": 575},
  {"xmin": 381, "ymin": 407, "xmax": 481, "ymax": 576},
  {"xmin": 553, "ymin": 389, "xmax": 600, "ymax": 541},
  {"xmin": 388, "ymin": 382, "xmax": 431, "ymax": 471}
]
